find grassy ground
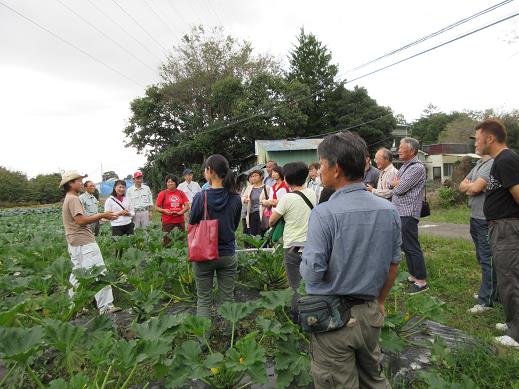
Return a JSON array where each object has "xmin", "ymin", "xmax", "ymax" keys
[
  {"xmin": 425, "ymin": 206, "xmax": 471, "ymax": 224},
  {"xmin": 396, "ymin": 235, "xmax": 519, "ymax": 388}
]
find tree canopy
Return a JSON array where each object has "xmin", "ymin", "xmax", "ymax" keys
[{"xmin": 123, "ymin": 27, "xmax": 397, "ymax": 190}]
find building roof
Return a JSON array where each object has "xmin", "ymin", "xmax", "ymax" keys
[
  {"xmin": 443, "ymin": 153, "xmax": 481, "ymax": 159},
  {"xmin": 255, "ymin": 139, "xmax": 323, "ymax": 152}
]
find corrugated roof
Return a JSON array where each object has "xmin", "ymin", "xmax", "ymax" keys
[
  {"xmin": 256, "ymin": 139, "xmax": 323, "ymax": 152},
  {"xmin": 443, "ymin": 153, "xmax": 481, "ymax": 159}
]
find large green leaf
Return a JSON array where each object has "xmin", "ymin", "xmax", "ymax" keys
[
  {"xmin": 47, "ymin": 373, "xmax": 90, "ymax": 389},
  {"xmin": 258, "ymin": 289, "xmax": 293, "ymax": 310},
  {"xmin": 182, "ymin": 315, "xmax": 211, "ymax": 337},
  {"xmin": 0, "ymin": 300, "xmax": 26, "ymax": 326},
  {"xmin": 380, "ymin": 327, "xmax": 406, "ymax": 353},
  {"xmin": 0, "ymin": 325, "xmax": 44, "ymax": 363},
  {"xmin": 165, "ymin": 340, "xmax": 208, "ymax": 388},
  {"xmin": 226, "ymin": 333, "xmax": 267, "ymax": 385},
  {"xmin": 218, "ymin": 301, "xmax": 257, "ymax": 324},
  {"xmin": 112, "ymin": 339, "xmax": 138, "ymax": 371},
  {"xmin": 86, "ymin": 331, "xmax": 115, "ymax": 366},
  {"xmin": 133, "ymin": 314, "xmax": 185, "ymax": 341},
  {"xmin": 43, "ymin": 319, "xmax": 85, "ymax": 353},
  {"xmin": 137, "ymin": 339, "xmax": 171, "ymax": 362}
]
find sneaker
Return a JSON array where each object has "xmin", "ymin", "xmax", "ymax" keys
[
  {"xmin": 496, "ymin": 323, "xmax": 509, "ymax": 332},
  {"xmin": 468, "ymin": 304, "xmax": 493, "ymax": 314},
  {"xmin": 407, "ymin": 276, "xmax": 417, "ymax": 284},
  {"xmin": 406, "ymin": 283, "xmax": 429, "ymax": 295},
  {"xmin": 493, "ymin": 335, "xmax": 519, "ymax": 349},
  {"xmin": 100, "ymin": 305, "xmax": 121, "ymax": 315}
]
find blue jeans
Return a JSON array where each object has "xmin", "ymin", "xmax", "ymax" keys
[
  {"xmin": 401, "ymin": 216, "xmax": 427, "ymax": 281},
  {"xmin": 470, "ymin": 218, "xmax": 497, "ymax": 307}
]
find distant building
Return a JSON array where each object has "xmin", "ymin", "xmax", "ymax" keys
[
  {"xmin": 255, "ymin": 139, "xmax": 323, "ymax": 166},
  {"xmin": 423, "ymin": 143, "xmax": 479, "ymax": 182}
]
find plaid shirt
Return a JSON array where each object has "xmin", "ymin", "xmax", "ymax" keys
[{"xmin": 392, "ymin": 156, "xmax": 426, "ymax": 219}]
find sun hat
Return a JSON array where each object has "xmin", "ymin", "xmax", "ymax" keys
[{"xmin": 59, "ymin": 170, "xmax": 87, "ymax": 188}]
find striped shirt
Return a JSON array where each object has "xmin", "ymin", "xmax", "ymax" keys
[{"xmin": 392, "ymin": 156, "xmax": 426, "ymax": 220}]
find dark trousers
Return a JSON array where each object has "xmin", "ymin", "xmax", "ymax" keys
[
  {"xmin": 401, "ymin": 216, "xmax": 427, "ymax": 281},
  {"xmin": 162, "ymin": 222, "xmax": 185, "ymax": 247},
  {"xmin": 470, "ymin": 218, "xmax": 497, "ymax": 307},
  {"xmin": 489, "ymin": 218, "xmax": 519, "ymax": 341},
  {"xmin": 111, "ymin": 222, "xmax": 134, "ymax": 236},
  {"xmin": 248, "ymin": 211, "xmax": 262, "ymax": 236}
]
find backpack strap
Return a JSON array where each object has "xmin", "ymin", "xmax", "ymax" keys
[{"xmin": 292, "ymin": 191, "xmax": 314, "ymax": 210}]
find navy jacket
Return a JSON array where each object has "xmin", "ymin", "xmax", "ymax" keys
[{"xmin": 189, "ymin": 188, "xmax": 242, "ymax": 257}]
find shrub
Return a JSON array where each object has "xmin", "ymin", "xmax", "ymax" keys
[{"xmin": 437, "ymin": 187, "xmax": 456, "ymax": 208}]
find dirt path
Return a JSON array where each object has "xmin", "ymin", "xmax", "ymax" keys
[{"xmin": 419, "ymin": 221, "xmax": 471, "ymax": 241}]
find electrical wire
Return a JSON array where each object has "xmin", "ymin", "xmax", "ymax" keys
[
  {"xmin": 111, "ymin": 0, "xmax": 168, "ymax": 53},
  {"xmin": 0, "ymin": 0, "xmax": 145, "ymax": 87},
  {"xmin": 344, "ymin": 0, "xmax": 515, "ymax": 74},
  {"xmin": 55, "ymin": 0, "xmax": 157, "ymax": 72},
  {"xmin": 142, "ymin": 0, "xmax": 181, "ymax": 37},
  {"xmin": 186, "ymin": 10, "xmax": 519, "ymax": 138},
  {"xmin": 85, "ymin": 0, "xmax": 163, "ymax": 62}
]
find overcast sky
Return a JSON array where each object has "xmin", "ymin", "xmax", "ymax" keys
[{"xmin": 1, "ymin": 0, "xmax": 518, "ymax": 181}]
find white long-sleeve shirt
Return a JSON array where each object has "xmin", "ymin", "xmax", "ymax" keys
[{"xmin": 104, "ymin": 196, "xmax": 134, "ymax": 226}]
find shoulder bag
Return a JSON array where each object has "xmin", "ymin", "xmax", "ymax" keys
[{"xmin": 188, "ymin": 191, "xmax": 219, "ymax": 262}]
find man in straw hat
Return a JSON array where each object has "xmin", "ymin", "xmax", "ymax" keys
[{"xmin": 60, "ymin": 170, "xmax": 120, "ymax": 314}]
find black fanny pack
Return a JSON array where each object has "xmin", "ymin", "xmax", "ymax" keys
[{"xmin": 297, "ymin": 295, "xmax": 366, "ymax": 333}]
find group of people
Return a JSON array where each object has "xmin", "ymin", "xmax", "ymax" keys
[{"xmin": 59, "ymin": 118, "xmax": 519, "ymax": 388}]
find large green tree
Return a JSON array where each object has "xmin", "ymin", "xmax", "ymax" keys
[
  {"xmin": 0, "ymin": 167, "xmax": 28, "ymax": 203},
  {"xmin": 327, "ymin": 85, "xmax": 397, "ymax": 154},
  {"xmin": 27, "ymin": 173, "xmax": 62, "ymax": 204},
  {"xmin": 124, "ymin": 26, "xmax": 308, "ymax": 190},
  {"xmin": 287, "ymin": 28, "xmax": 339, "ymax": 135},
  {"xmin": 410, "ymin": 104, "xmax": 463, "ymax": 144}
]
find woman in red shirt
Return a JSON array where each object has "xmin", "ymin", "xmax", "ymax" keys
[
  {"xmin": 261, "ymin": 165, "xmax": 289, "ymax": 209},
  {"xmin": 155, "ymin": 174, "xmax": 190, "ymax": 247}
]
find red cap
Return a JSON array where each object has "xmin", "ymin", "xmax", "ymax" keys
[{"xmin": 133, "ymin": 171, "xmax": 143, "ymax": 178}]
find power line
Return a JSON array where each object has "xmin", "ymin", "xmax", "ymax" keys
[
  {"xmin": 344, "ymin": 0, "xmax": 515, "ymax": 74},
  {"xmin": 54, "ymin": 0, "xmax": 157, "ymax": 73},
  {"xmin": 346, "ymin": 10, "xmax": 519, "ymax": 84},
  {"xmin": 0, "ymin": 0, "xmax": 145, "ymax": 87},
  {"xmin": 201, "ymin": 0, "xmax": 223, "ymax": 26},
  {"xmin": 186, "ymin": 10, "xmax": 519, "ymax": 139},
  {"xmin": 302, "ymin": 113, "xmax": 395, "ymax": 139},
  {"xmin": 142, "ymin": 0, "xmax": 180, "ymax": 37},
  {"xmin": 111, "ymin": 0, "xmax": 168, "ymax": 53},
  {"xmin": 85, "ymin": 0, "xmax": 163, "ymax": 62}
]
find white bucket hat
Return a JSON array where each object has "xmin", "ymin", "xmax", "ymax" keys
[{"xmin": 59, "ymin": 170, "xmax": 87, "ymax": 188}]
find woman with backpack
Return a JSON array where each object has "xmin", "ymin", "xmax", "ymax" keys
[
  {"xmin": 155, "ymin": 174, "xmax": 190, "ymax": 247},
  {"xmin": 189, "ymin": 154, "xmax": 242, "ymax": 320},
  {"xmin": 104, "ymin": 180, "xmax": 135, "ymax": 236},
  {"xmin": 241, "ymin": 169, "xmax": 271, "ymax": 237},
  {"xmin": 269, "ymin": 162, "xmax": 317, "ymax": 321}
]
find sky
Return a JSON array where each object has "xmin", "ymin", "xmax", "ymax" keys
[{"xmin": 1, "ymin": 0, "xmax": 518, "ymax": 181}]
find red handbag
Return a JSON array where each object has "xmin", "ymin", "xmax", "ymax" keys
[{"xmin": 188, "ymin": 191, "xmax": 219, "ymax": 262}]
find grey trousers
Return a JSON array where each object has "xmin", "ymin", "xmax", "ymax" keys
[
  {"xmin": 192, "ymin": 256, "xmax": 237, "ymax": 319},
  {"xmin": 284, "ymin": 247, "xmax": 303, "ymax": 314},
  {"xmin": 489, "ymin": 218, "xmax": 519, "ymax": 341}
]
